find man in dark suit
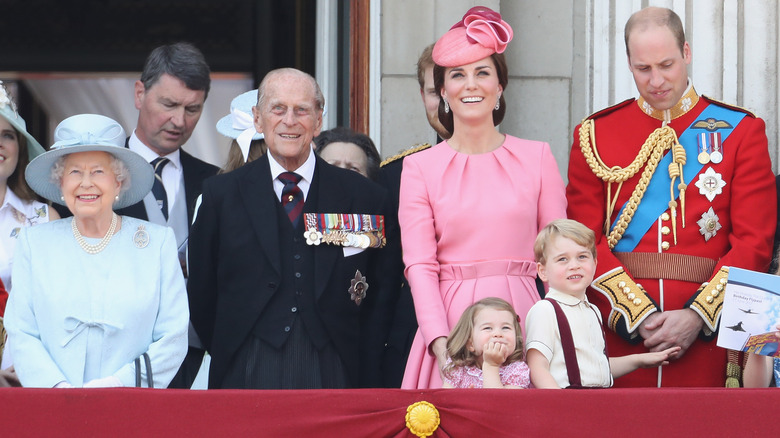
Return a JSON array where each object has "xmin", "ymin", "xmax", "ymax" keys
[
  {"xmin": 188, "ymin": 68, "xmax": 390, "ymax": 389},
  {"xmin": 118, "ymin": 42, "xmax": 218, "ymax": 389}
]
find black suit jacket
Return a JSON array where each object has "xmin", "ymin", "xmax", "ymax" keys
[{"xmin": 188, "ymin": 155, "xmax": 392, "ymax": 388}]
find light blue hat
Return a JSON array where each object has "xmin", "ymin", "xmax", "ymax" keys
[
  {"xmin": 25, "ymin": 114, "xmax": 154, "ymax": 209},
  {"xmin": 216, "ymin": 89, "xmax": 264, "ymax": 162},
  {"xmin": 0, "ymin": 82, "xmax": 45, "ymax": 160}
]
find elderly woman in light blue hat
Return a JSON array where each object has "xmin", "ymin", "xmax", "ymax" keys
[
  {"xmin": 4, "ymin": 113, "xmax": 188, "ymax": 388},
  {"xmin": 216, "ymin": 89, "xmax": 266, "ymax": 174}
]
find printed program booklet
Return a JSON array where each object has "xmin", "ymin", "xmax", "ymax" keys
[{"xmin": 717, "ymin": 267, "xmax": 780, "ymax": 357}]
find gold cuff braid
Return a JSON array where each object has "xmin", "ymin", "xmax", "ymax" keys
[
  {"xmin": 592, "ymin": 268, "xmax": 658, "ymax": 333},
  {"xmin": 688, "ymin": 266, "xmax": 728, "ymax": 333}
]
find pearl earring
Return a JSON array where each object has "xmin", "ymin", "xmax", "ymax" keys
[
  {"xmin": 115, "ymin": 195, "xmax": 120, "ymax": 202},
  {"xmin": 60, "ymin": 196, "xmax": 65, "ymax": 201},
  {"xmin": 444, "ymin": 99, "xmax": 450, "ymax": 114}
]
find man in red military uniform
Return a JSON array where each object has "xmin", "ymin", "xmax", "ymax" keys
[{"xmin": 566, "ymin": 6, "xmax": 776, "ymax": 387}]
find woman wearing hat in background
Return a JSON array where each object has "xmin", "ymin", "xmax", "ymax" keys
[
  {"xmin": 0, "ymin": 83, "xmax": 59, "ymax": 374},
  {"xmin": 4, "ymin": 113, "xmax": 188, "ymax": 388},
  {"xmin": 399, "ymin": 6, "xmax": 566, "ymax": 388},
  {"xmin": 216, "ymin": 89, "xmax": 266, "ymax": 174}
]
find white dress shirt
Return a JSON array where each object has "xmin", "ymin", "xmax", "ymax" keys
[{"xmin": 128, "ymin": 132, "xmax": 183, "ymax": 212}]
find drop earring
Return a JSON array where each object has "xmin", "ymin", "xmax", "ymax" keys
[
  {"xmin": 495, "ymin": 93, "xmax": 501, "ymax": 111},
  {"xmin": 444, "ymin": 99, "xmax": 450, "ymax": 114}
]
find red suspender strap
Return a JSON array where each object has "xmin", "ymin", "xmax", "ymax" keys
[{"xmin": 545, "ymin": 298, "xmax": 582, "ymax": 389}]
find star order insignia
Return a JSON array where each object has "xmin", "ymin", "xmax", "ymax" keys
[
  {"xmin": 694, "ymin": 167, "xmax": 726, "ymax": 202},
  {"xmin": 697, "ymin": 207, "xmax": 721, "ymax": 241},
  {"xmin": 348, "ymin": 270, "xmax": 368, "ymax": 305}
]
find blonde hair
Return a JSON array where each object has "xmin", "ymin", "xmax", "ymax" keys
[
  {"xmin": 534, "ymin": 219, "xmax": 597, "ymax": 265},
  {"xmin": 443, "ymin": 297, "xmax": 524, "ymax": 378},
  {"xmin": 219, "ymin": 139, "xmax": 267, "ymax": 174}
]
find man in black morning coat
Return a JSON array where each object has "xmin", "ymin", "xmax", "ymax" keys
[{"xmin": 188, "ymin": 68, "xmax": 391, "ymax": 389}]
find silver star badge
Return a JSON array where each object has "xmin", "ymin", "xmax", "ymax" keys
[
  {"xmin": 694, "ymin": 168, "xmax": 726, "ymax": 202},
  {"xmin": 697, "ymin": 207, "xmax": 721, "ymax": 241}
]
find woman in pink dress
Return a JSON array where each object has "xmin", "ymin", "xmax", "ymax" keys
[{"xmin": 399, "ymin": 6, "xmax": 567, "ymax": 389}]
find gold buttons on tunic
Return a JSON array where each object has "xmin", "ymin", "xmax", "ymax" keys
[
  {"xmin": 661, "ymin": 212, "xmax": 670, "ymax": 221},
  {"xmin": 633, "ymin": 298, "xmax": 642, "ymax": 306},
  {"xmin": 661, "ymin": 241, "xmax": 670, "ymax": 251},
  {"xmin": 706, "ymin": 296, "xmax": 714, "ymax": 304},
  {"xmin": 618, "ymin": 281, "xmax": 626, "ymax": 288},
  {"xmin": 661, "ymin": 226, "xmax": 671, "ymax": 235},
  {"xmin": 627, "ymin": 293, "xmax": 636, "ymax": 300}
]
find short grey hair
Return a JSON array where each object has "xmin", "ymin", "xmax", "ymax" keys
[{"xmin": 50, "ymin": 152, "xmax": 131, "ymax": 197}]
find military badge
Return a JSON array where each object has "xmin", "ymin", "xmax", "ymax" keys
[
  {"xmin": 693, "ymin": 118, "xmax": 733, "ymax": 132},
  {"xmin": 304, "ymin": 228, "xmax": 322, "ymax": 245},
  {"xmin": 710, "ymin": 136, "xmax": 723, "ymax": 164},
  {"xmin": 303, "ymin": 213, "xmax": 386, "ymax": 248},
  {"xmin": 697, "ymin": 207, "xmax": 721, "ymax": 241},
  {"xmin": 349, "ymin": 270, "xmax": 368, "ymax": 305},
  {"xmin": 133, "ymin": 225, "xmax": 150, "ymax": 249},
  {"xmin": 696, "ymin": 133, "xmax": 710, "ymax": 164},
  {"xmin": 694, "ymin": 168, "xmax": 726, "ymax": 202}
]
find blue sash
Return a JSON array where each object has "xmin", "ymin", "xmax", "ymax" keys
[{"xmin": 612, "ymin": 103, "xmax": 746, "ymax": 252}]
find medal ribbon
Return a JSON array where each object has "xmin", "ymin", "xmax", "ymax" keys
[{"xmin": 304, "ymin": 213, "xmax": 385, "ymax": 236}]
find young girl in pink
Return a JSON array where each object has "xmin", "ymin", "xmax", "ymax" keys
[{"xmin": 442, "ymin": 298, "xmax": 530, "ymax": 388}]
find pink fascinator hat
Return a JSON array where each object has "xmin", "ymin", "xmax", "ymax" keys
[{"xmin": 432, "ymin": 6, "xmax": 513, "ymax": 67}]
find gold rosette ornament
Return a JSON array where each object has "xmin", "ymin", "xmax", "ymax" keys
[{"xmin": 405, "ymin": 401, "xmax": 440, "ymax": 438}]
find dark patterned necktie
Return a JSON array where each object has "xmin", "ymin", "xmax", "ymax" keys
[
  {"xmin": 278, "ymin": 171, "xmax": 303, "ymax": 227},
  {"xmin": 151, "ymin": 157, "xmax": 169, "ymax": 220}
]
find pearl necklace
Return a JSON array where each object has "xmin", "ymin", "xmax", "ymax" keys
[{"xmin": 72, "ymin": 213, "xmax": 118, "ymax": 255}]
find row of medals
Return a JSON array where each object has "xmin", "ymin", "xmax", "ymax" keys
[{"xmin": 316, "ymin": 229, "xmax": 385, "ymax": 249}]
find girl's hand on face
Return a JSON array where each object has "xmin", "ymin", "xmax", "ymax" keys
[{"xmin": 482, "ymin": 341, "xmax": 509, "ymax": 367}]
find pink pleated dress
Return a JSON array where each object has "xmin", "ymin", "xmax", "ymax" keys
[{"xmin": 399, "ymin": 136, "xmax": 566, "ymax": 389}]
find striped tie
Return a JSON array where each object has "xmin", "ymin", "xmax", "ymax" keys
[
  {"xmin": 151, "ymin": 157, "xmax": 169, "ymax": 220},
  {"xmin": 278, "ymin": 171, "xmax": 303, "ymax": 227}
]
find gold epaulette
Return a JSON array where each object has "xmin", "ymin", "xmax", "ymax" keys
[
  {"xmin": 380, "ymin": 143, "xmax": 432, "ymax": 167},
  {"xmin": 701, "ymin": 95, "xmax": 756, "ymax": 118},
  {"xmin": 591, "ymin": 267, "xmax": 658, "ymax": 334},
  {"xmin": 583, "ymin": 98, "xmax": 635, "ymax": 122},
  {"xmin": 688, "ymin": 266, "xmax": 728, "ymax": 333}
]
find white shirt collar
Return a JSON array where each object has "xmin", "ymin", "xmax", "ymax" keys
[
  {"xmin": 267, "ymin": 145, "xmax": 316, "ymax": 184},
  {"xmin": 128, "ymin": 131, "xmax": 182, "ymax": 169},
  {"xmin": 545, "ymin": 288, "xmax": 589, "ymax": 306},
  {"xmin": 1, "ymin": 186, "xmax": 26, "ymax": 214}
]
